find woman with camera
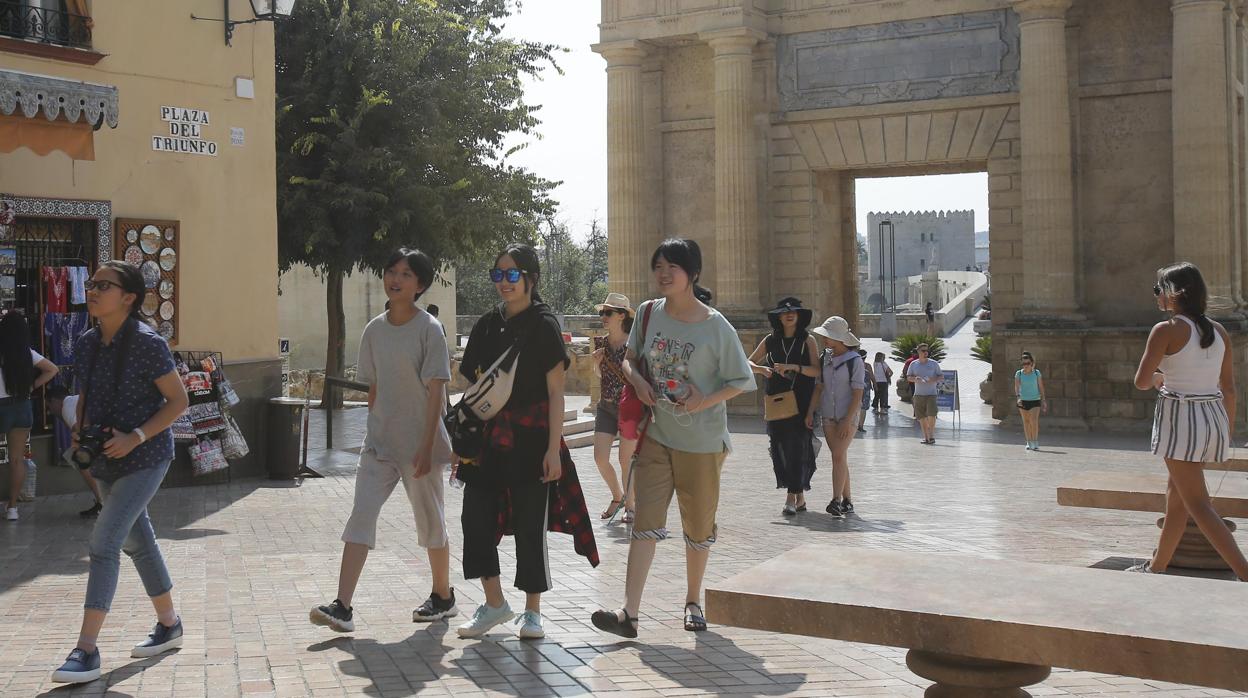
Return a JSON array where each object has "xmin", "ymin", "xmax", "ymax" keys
[
  {"xmin": 2, "ymin": 311, "xmax": 59, "ymax": 521},
  {"xmin": 52, "ymin": 261, "xmax": 189, "ymax": 685}
]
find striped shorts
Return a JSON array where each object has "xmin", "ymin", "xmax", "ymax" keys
[{"xmin": 1151, "ymin": 388, "xmax": 1230, "ymax": 463}]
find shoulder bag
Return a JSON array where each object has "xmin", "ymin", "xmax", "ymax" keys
[{"xmin": 763, "ymin": 335, "xmax": 800, "ymax": 422}]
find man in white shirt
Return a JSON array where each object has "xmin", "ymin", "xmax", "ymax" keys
[{"xmin": 45, "ymin": 386, "xmax": 103, "ymax": 517}]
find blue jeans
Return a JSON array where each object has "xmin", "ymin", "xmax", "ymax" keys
[{"xmin": 84, "ymin": 461, "xmax": 173, "ymax": 611}]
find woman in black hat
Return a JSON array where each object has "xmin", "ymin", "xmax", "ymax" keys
[{"xmin": 748, "ymin": 297, "xmax": 820, "ymax": 516}]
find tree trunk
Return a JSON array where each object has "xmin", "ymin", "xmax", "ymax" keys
[{"xmin": 319, "ymin": 266, "xmax": 346, "ymax": 410}]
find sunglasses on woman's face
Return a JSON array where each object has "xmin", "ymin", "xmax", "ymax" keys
[
  {"xmin": 598, "ymin": 309, "xmax": 618, "ymax": 317},
  {"xmin": 1153, "ymin": 284, "xmax": 1163, "ymax": 296},
  {"xmin": 85, "ymin": 279, "xmax": 122, "ymax": 292},
  {"xmin": 490, "ymin": 268, "xmax": 526, "ymax": 284}
]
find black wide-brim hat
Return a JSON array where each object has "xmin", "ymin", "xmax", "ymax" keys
[{"xmin": 766, "ymin": 296, "xmax": 813, "ymax": 331}]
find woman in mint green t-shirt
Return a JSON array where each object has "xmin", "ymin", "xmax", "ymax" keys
[
  {"xmin": 591, "ymin": 238, "xmax": 755, "ymax": 638},
  {"xmin": 1014, "ymin": 351, "xmax": 1047, "ymax": 451}
]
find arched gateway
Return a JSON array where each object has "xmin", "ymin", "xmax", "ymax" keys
[{"xmin": 595, "ymin": 0, "xmax": 1248, "ymax": 430}]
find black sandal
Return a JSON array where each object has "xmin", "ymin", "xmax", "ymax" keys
[
  {"xmin": 683, "ymin": 603, "xmax": 707, "ymax": 632},
  {"xmin": 591, "ymin": 608, "xmax": 638, "ymax": 639}
]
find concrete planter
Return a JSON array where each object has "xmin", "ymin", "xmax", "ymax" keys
[{"xmin": 980, "ymin": 372, "xmax": 993, "ymax": 405}]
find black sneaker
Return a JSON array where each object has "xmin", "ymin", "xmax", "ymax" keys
[
  {"xmin": 310, "ymin": 599, "xmax": 354, "ymax": 632},
  {"xmin": 131, "ymin": 618, "xmax": 183, "ymax": 658},
  {"xmin": 79, "ymin": 501, "xmax": 102, "ymax": 518},
  {"xmin": 413, "ymin": 589, "xmax": 459, "ymax": 622},
  {"xmin": 825, "ymin": 499, "xmax": 844, "ymax": 518},
  {"xmin": 842, "ymin": 499, "xmax": 855, "ymax": 514}
]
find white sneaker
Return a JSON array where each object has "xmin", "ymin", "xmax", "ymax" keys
[
  {"xmin": 5, "ymin": 507, "xmax": 16, "ymax": 521},
  {"xmin": 456, "ymin": 601, "xmax": 515, "ymax": 639},
  {"xmin": 516, "ymin": 610, "xmax": 545, "ymax": 639}
]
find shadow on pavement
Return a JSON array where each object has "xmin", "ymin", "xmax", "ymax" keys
[
  {"xmin": 598, "ymin": 630, "xmax": 808, "ymax": 695},
  {"xmin": 308, "ymin": 622, "xmax": 455, "ymax": 697}
]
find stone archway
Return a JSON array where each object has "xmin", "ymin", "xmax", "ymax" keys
[{"xmin": 597, "ymin": 0, "xmax": 1248, "ymax": 429}]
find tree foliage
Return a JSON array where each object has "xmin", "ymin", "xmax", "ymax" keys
[
  {"xmin": 275, "ymin": 0, "xmax": 559, "ymax": 397},
  {"xmin": 971, "ymin": 335, "xmax": 992, "ymax": 364}
]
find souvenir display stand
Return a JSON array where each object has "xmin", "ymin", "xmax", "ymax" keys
[{"xmin": 165, "ymin": 350, "xmax": 249, "ymax": 487}]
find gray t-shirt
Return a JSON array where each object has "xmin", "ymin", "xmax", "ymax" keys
[
  {"xmin": 909, "ymin": 358, "xmax": 943, "ymax": 396},
  {"xmin": 627, "ymin": 299, "xmax": 755, "ymax": 453},
  {"xmin": 357, "ymin": 310, "xmax": 453, "ymax": 467}
]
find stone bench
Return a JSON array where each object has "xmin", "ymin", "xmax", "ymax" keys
[
  {"xmin": 1057, "ymin": 470, "xmax": 1248, "ymax": 570},
  {"xmin": 706, "ymin": 544, "xmax": 1248, "ymax": 697}
]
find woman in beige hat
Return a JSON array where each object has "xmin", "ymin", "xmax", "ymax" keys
[
  {"xmin": 591, "ymin": 293, "xmax": 638, "ymax": 521},
  {"xmin": 809, "ymin": 316, "xmax": 865, "ymax": 518}
]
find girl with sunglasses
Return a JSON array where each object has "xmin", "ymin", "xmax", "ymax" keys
[
  {"xmin": 591, "ymin": 293, "xmax": 637, "ymax": 522},
  {"xmin": 1015, "ymin": 351, "xmax": 1046, "ymax": 451},
  {"xmin": 1130, "ymin": 262, "xmax": 1248, "ymax": 578},
  {"xmin": 52, "ymin": 262, "xmax": 190, "ymax": 684},
  {"xmin": 454, "ymin": 244, "xmax": 597, "ymax": 640}
]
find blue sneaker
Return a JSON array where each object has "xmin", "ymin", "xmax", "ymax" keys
[
  {"xmin": 52, "ymin": 647, "xmax": 101, "ymax": 684},
  {"xmin": 456, "ymin": 601, "xmax": 515, "ymax": 638},
  {"xmin": 131, "ymin": 618, "xmax": 183, "ymax": 658}
]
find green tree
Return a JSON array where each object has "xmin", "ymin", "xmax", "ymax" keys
[
  {"xmin": 538, "ymin": 216, "xmax": 592, "ymax": 315},
  {"xmin": 586, "ymin": 216, "xmax": 609, "ymax": 286},
  {"xmin": 276, "ymin": 0, "xmax": 557, "ymax": 404}
]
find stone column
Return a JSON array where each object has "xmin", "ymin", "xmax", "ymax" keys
[
  {"xmin": 1172, "ymin": 0, "xmax": 1239, "ymax": 315},
  {"xmin": 594, "ymin": 40, "xmax": 649, "ymax": 304},
  {"xmin": 704, "ymin": 29, "xmax": 762, "ymax": 314},
  {"xmin": 1014, "ymin": 0, "xmax": 1081, "ymax": 321}
]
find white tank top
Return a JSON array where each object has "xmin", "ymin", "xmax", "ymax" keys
[{"xmin": 1159, "ymin": 315, "xmax": 1224, "ymax": 395}]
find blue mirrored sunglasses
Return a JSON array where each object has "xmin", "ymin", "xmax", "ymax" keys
[{"xmin": 490, "ymin": 268, "xmax": 526, "ymax": 284}]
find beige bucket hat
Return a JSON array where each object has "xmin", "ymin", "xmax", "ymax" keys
[
  {"xmin": 594, "ymin": 292, "xmax": 635, "ymax": 317},
  {"xmin": 811, "ymin": 315, "xmax": 860, "ymax": 346}
]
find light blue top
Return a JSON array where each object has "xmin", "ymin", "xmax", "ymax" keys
[
  {"xmin": 908, "ymin": 359, "xmax": 942, "ymax": 396},
  {"xmin": 819, "ymin": 350, "xmax": 866, "ymax": 421},
  {"xmin": 1016, "ymin": 368, "xmax": 1042, "ymax": 401},
  {"xmin": 628, "ymin": 300, "xmax": 755, "ymax": 453}
]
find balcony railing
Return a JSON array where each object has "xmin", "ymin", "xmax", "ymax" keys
[{"xmin": 0, "ymin": 1, "xmax": 91, "ymax": 50}]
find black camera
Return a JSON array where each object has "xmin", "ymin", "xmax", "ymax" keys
[{"xmin": 72, "ymin": 425, "xmax": 113, "ymax": 469}]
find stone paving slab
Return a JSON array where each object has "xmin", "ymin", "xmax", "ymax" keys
[{"xmin": 3, "ymin": 384, "xmax": 1247, "ymax": 696}]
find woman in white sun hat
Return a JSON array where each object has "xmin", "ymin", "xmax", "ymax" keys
[
  {"xmin": 591, "ymin": 292, "xmax": 638, "ymax": 522},
  {"xmin": 808, "ymin": 316, "xmax": 865, "ymax": 519}
]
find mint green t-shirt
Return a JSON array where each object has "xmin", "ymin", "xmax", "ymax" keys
[{"xmin": 627, "ymin": 299, "xmax": 756, "ymax": 453}]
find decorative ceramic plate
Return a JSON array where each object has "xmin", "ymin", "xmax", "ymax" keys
[
  {"xmin": 164, "ymin": 227, "xmax": 175, "ymax": 241},
  {"xmin": 140, "ymin": 225, "xmax": 161, "ymax": 254},
  {"xmin": 158, "ymin": 321, "xmax": 174, "ymax": 340},
  {"xmin": 159, "ymin": 279, "xmax": 174, "ymax": 300},
  {"xmin": 124, "ymin": 246, "xmax": 143, "ymax": 266},
  {"xmin": 141, "ymin": 260, "xmax": 160, "ymax": 288},
  {"xmin": 159, "ymin": 300, "xmax": 175, "ymax": 320},
  {"xmin": 159, "ymin": 247, "xmax": 176, "ymax": 271},
  {"xmin": 141, "ymin": 293, "xmax": 159, "ymax": 317},
  {"xmin": 126, "ymin": 228, "xmax": 139, "ymax": 243}
]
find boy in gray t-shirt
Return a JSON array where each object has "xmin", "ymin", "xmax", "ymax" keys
[
  {"xmin": 311, "ymin": 249, "xmax": 458, "ymax": 634},
  {"xmin": 907, "ymin": 344, "xmax": 942, "ymax": 445}
]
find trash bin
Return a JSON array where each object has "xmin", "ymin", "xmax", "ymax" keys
[{"xmin": 267, "ymin": 397, "xmax": 306, "ymax": 480}]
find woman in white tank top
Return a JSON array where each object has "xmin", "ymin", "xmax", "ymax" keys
[{"xmin": 1130, "ymin": 262, "xmax": 1248, "ymax": 579}]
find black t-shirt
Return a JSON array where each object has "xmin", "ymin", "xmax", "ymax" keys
[{"xmin": 460, "ymin": 302, "xmax": 569, "ymax": 411}]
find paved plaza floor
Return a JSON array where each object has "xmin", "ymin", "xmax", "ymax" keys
[{"xmin": 4, "ymin": 331, "xmax": 1247, "ymax": 696}]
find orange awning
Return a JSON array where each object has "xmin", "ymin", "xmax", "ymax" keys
[{"xmin": 0, "ymin": 112, "xmax": 94, "ymax": 160}]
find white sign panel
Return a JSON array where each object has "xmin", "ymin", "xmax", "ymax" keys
[{"xmin": 152, "ymin": 105, "xmax": 217, "ymax": 157}]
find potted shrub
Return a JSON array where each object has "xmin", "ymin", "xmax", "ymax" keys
[{"xmin": 972, "ymin": 335, "xmax": 992, "ymax": 404}]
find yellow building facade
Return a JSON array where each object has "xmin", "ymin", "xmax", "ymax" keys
[{"xmin": 0, "ymin": 0, "xmax": 281, "ymax": 491}]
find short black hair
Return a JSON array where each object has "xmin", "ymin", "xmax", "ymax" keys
[
  {"xmin": 384, "ymin": 248, "xmax": 436, "ymax": 301},
  {"xmin": 426, "ymin": 304, "xmax": 440, "ymax": 317}
]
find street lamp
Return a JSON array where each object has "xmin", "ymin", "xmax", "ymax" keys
[
  {"xmin": 877, "ymin": 220, "xmax": 895, "ymax": 311},
  {"xmin": 192, "ymin": 0, "xmax": 298, "ymax": 46},
  {"xmin": 878, "ymin": 220, "xmax": 897, "ymax": 340}
]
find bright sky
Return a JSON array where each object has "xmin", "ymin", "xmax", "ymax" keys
[{"xmin": 500, "ymin": 3, "xmax": 988, "ymax": 241}]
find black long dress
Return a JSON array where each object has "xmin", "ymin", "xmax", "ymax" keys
[{"xmin": 764, "ymin": 333, "xmax": 817, "ymax": 494}]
